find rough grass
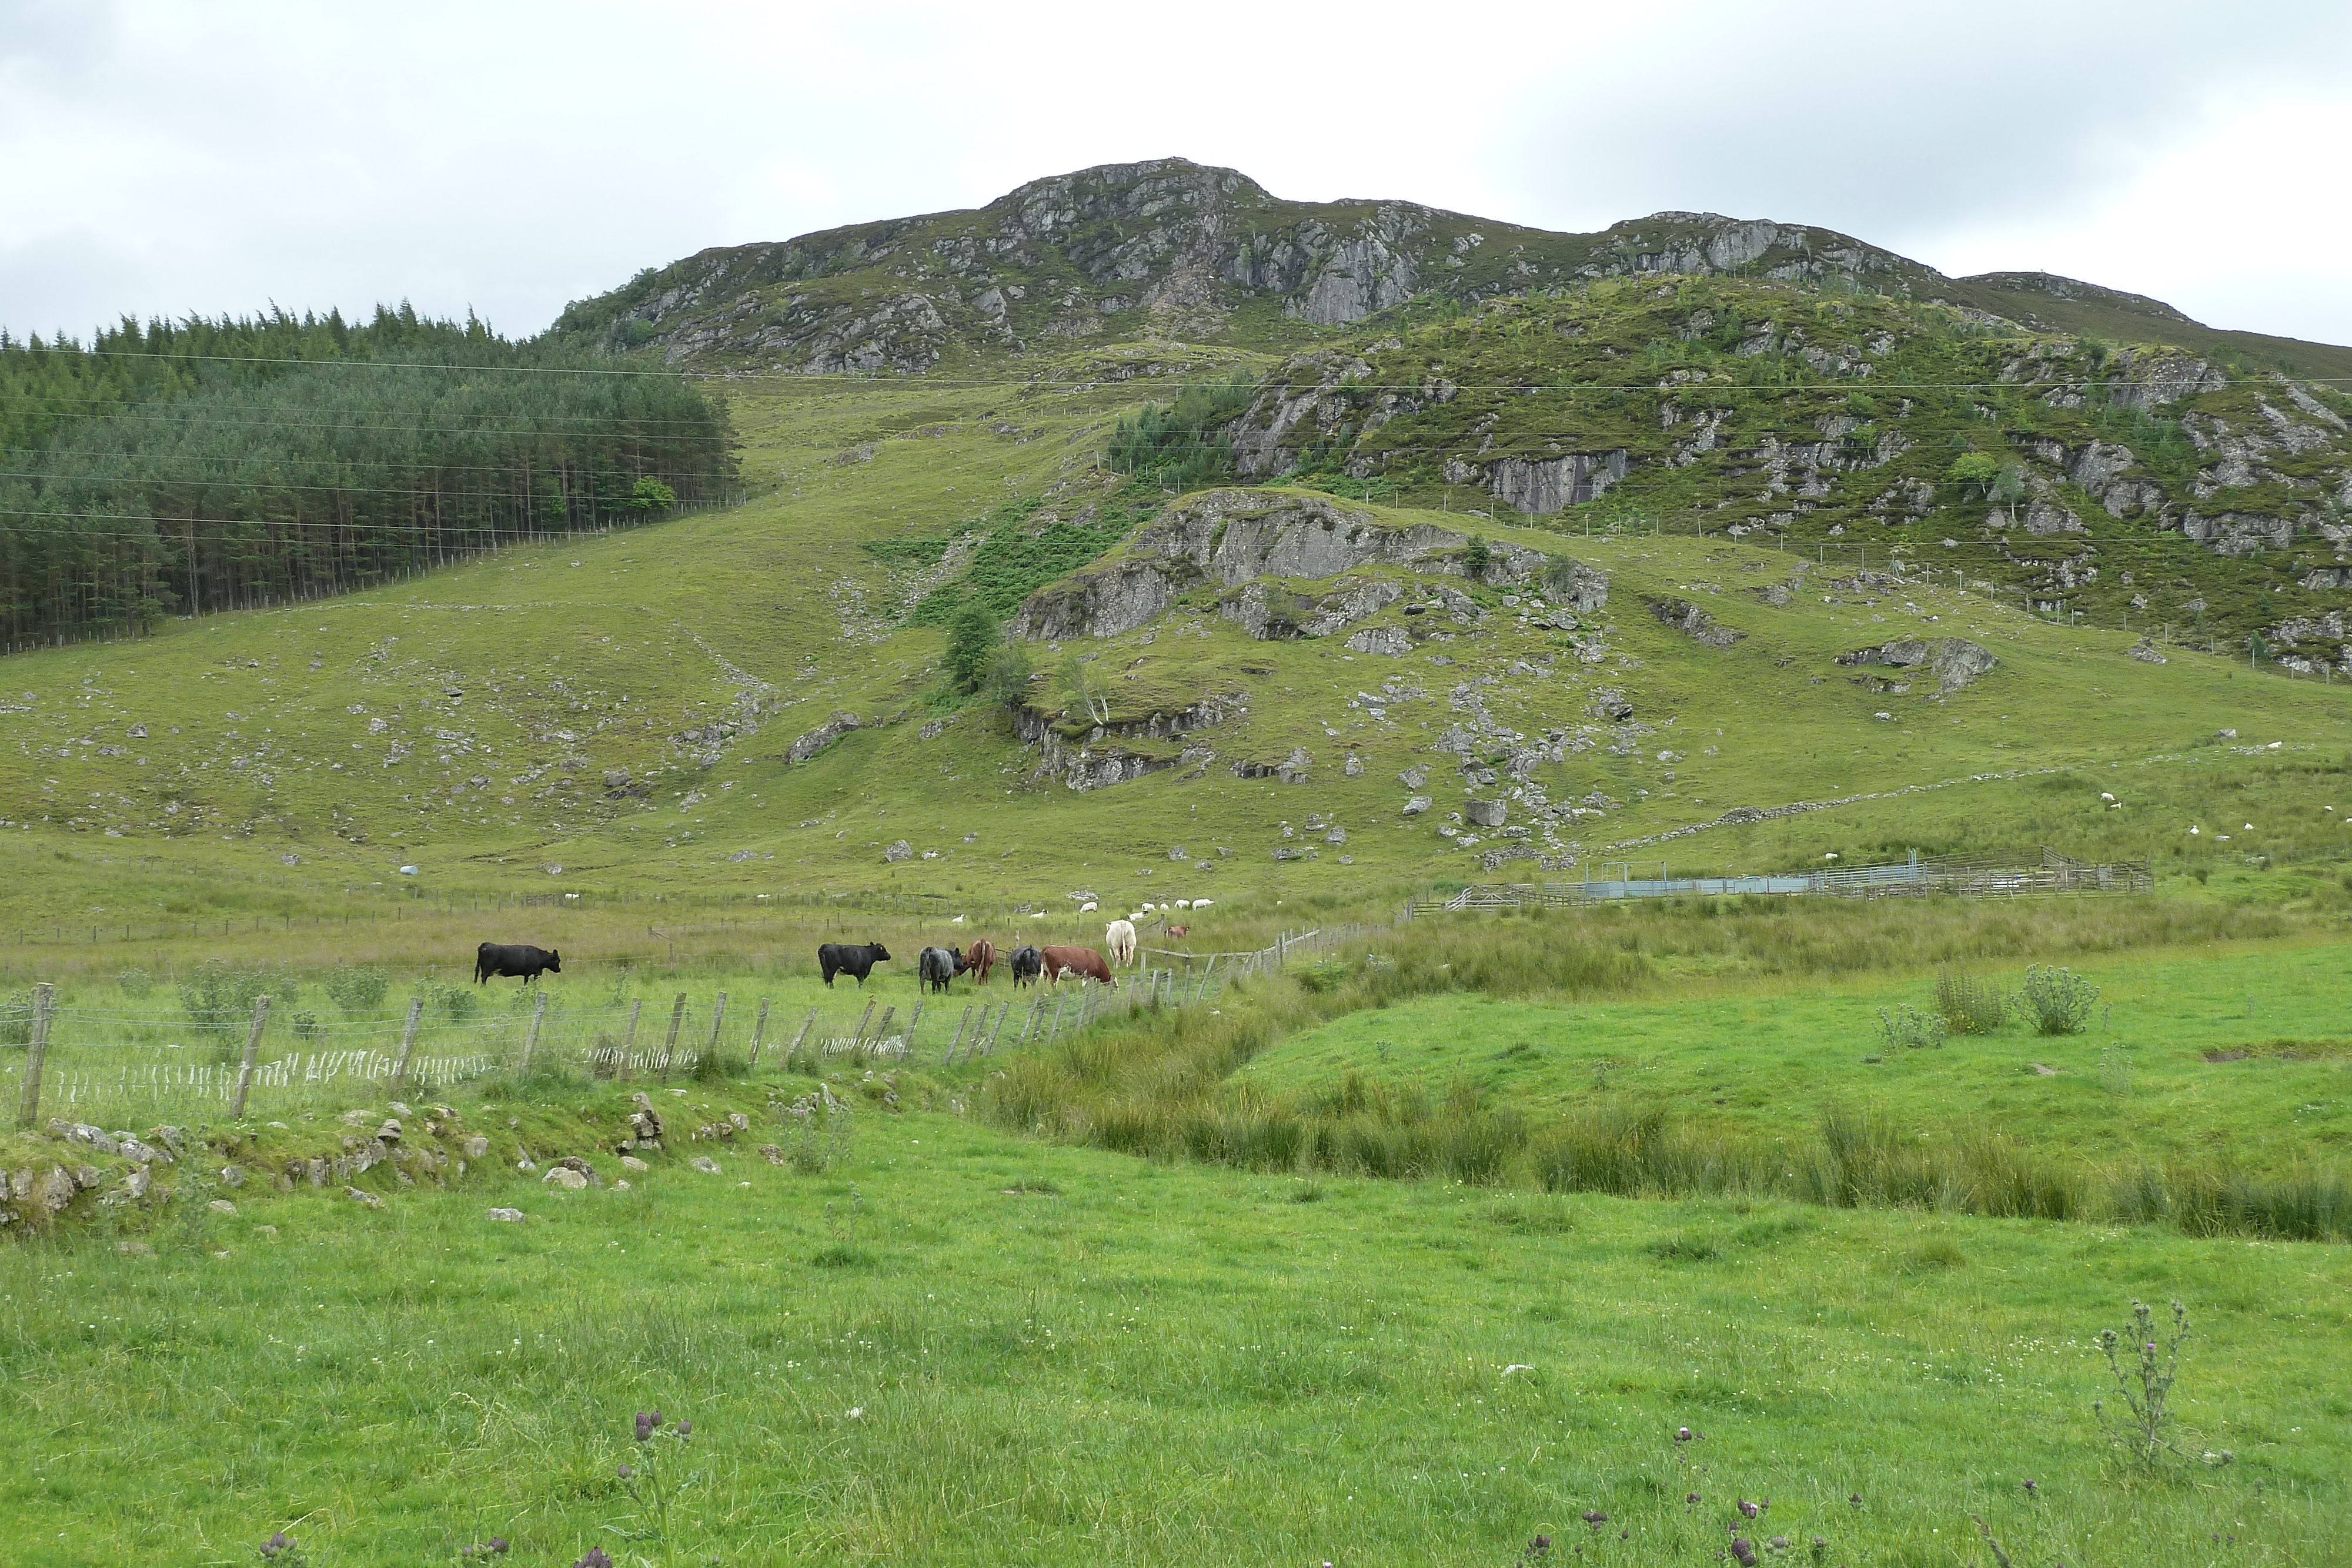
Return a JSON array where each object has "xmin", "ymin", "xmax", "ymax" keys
[{"xmin": 1, "ymin": 1084, "xmax": 2346, "ymax": 1565}]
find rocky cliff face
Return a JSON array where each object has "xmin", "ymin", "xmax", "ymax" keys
[
  {"xmin": 548, "ymin": 159, "xmax": 1947, "ymax": 372},
  {"xmin": 1012, "ymin": 490, "xmax": 1492, "ymax": 640}
]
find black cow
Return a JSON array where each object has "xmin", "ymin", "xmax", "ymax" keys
[
  {"xmin": 1008, "ymin": 945, "xmax": 1043, "ymax": 987},
  {"xmin": 818, "ymin": 941, "xmax": 892, "ymax": 988},
  {"xmin": 476, "ymin": 942, "xmax": 560, "ymax": 985},
  {"xmin": 918, "ymin": 945, "xmax": 965, "ymax": 994}
]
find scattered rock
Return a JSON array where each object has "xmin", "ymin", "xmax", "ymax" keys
[
  {"xmin": 345, "ymin": 1186, "xmax": 383, "ymax": 1209},
  {"xmin": 1402, "ymin": 795, "xmax": 1432, "ymax": 815},
  {"xmin": 620, "ymin": 1154, "xmax": 650, "ymax": 1173},
  {"xmin": 376, "ymin": 1119, "xmax": 403, "ymax": 1144},
  {"xmin": 209, "ymin": 1198, "xmax": 238, "ymax": 1215},
  {"xmin": 2029, "ymin": 1063, "xmax": 2060, "ymax": 1076},
  {"xmin": 1465, "ymin": 799, "xmax": 1508, "ymax": 828},
  {"xmin": 116, "ymin": 1239, "xmax": 155, "ymax": 1257},
  {"xmin": 487, "ymin": 1207, "xmax": 526, "ymax": 1223},
  {"xmin": 690, "ymin": 1155, "xmax": 722, "ymax": 1175},
  {"xmin": 2128, "ymin": 639, "xmax": 2167, "ymax": 664},
  {"xmin": 1397, "ymin": 766, "xmax": 1427, "ymax": 789},
  {"xmin": 1343, "ymin": 753, "xmax": 1364, "ymax": 777},
  {"xmin": 760, "ymin": 1145, "xmax": 787, "ymax": 1166},
  {"xmin": 462, "ymin": 1134, "xmax": 490, "ymax": 1160},
  {"xmin": 627, "ymin": 1095, "xmax": 665, "ymax": 1146},
  {"xmin": 2216, "ymin": 728, "xmax": 2237, "ymax": 740},
  {"xmin": 883, "ymin": 839, "xmax": 913, "ymax": 863},
  {"xmin": 219, "ymin": 1164, "xmax": 246, "ymax": 1188},
  {"xmin": 543, "ymin": 1166, "xmax": 590, "ymax": 1190}
]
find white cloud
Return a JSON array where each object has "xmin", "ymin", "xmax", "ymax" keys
[{"xmin": 1, "ymin": 0, "xmax": 2347, "ymax": 344}]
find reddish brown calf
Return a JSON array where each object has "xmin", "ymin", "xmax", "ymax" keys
[{"xmin": 964, "ymin": 938, "xmax": 997, "ymax": 984}]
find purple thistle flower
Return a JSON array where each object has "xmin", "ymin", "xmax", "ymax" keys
[
  {"xmin": 1525, "ymin": 1537, "xmax": 1551, "ymax": 1557},
  {"xmin": 260, "ymin": 1532, "xmax": 293, "ymax": 1559},
  {"xmin": 1582, "ymin": 1511, "xmax": 1608, "ymax": 1530},
  {"xmin": 1738, "ymin": 1499, "xmax": 1761, "ymax": 1519},
  {"xmin": 488, "ymin": 1542, "xmax": 508, "ymax": 1556},
  {"xmin": 1847, "ymin": 1494, "xmax": 1864, "ymax": 1508},
  {"xmin": 1686, "ymin": 1492, "xmax": 1702, "ymax": 1507},
  {"xmin": 573, "ymin": 1550, "xmax": 614, "ymax": 1568},
  {"xmin": 1730, "ymin": 1537, "xmax": 1758, "ymax": 1568},
  {"xmin": 634, "ymin": 1411, "xmax": 657, "ymax": 1442},
  {"xmin": 2022, "ymin": 1478, "xmax": 2037, "ymax": 1495},
  {"xmin": 674, "ymin": 1419, "xmax": 691, "ymax": 1438},
  {"xmin": 1675, "ymin": 1426, "xmax": 1694, "ymax": 1442},
  {"xmin": 1769, "ymin": 1537, "xmax": 1790, "ymax": 1552}
]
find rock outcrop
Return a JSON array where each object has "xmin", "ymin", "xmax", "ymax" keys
[
  {"xmin": 1014, "ymin": 696, "xmax": 1238, "ymax": 791},
  {"xmin": 1835, "ymin": 636, "xmax": 1997, "ymax": 691},
  {"xmin": 784, "ymin": 710, "xmax": 861, "ymax": 764},
  {"xmin": 1648, "ymin": 597, "xmax": 1746, "ymax": 648}
]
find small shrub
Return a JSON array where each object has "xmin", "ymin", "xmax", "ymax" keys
[
  {"xmin": 290, "ymin": 1011, "xmax": 323, "ymax": 1042},
  {"xmin": 2019, "ymin": 965, "xmax": 2099, "ymax": 1035},
  {"xmin": 323, "ymin": 967, "xmax": 390, "ymax": 1015},
  {"xmin": 1464, "ymin": 534, "xmax": 1492, "ymax": 577},
  {"xmin": 432, "ymin": 982, "xmax": 479, "ymax": 1024},
  {"xmin": 178, "ymin": 962, "xmax": 288, "ymax": 1058},
  {"xmin": 1875, "ymin": 1003, "xmax": 1945, "ymax": 1052},
  {"xmin": 0, "ymin": 990, "xmax": 32, "ymax": 1047},
  {"xmin": 1936, "ymin": 969, "xmax": 2006, "ymax": 1035},
  {"xmin": 117, "ymin": 967, "xmax": 154, "ymax": 999}
]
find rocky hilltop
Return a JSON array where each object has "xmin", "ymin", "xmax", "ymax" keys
[{"xmin": 549, "ymin": 158, "xmax": 2352, "ymax": 380}]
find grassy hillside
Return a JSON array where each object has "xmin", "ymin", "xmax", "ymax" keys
[{"xmin": 5, "ymin": 352, "xmax": 2352, "ymax": 929}]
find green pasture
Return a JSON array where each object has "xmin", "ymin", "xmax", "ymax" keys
[
  {"xmin": 2, "ymin": 1084, "xmax": 2347, "ymax": 1567},
  {"xmin": 1240, "ymin": 940, "xmax": 2352, "ymax": 1172}
]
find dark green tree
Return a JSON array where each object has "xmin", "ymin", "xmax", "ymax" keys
[{"xmin": 943, "ymin": 597, "xmax": 1000, "ymax": 693}]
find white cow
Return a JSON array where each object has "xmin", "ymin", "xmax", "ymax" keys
[{"xmin": 1104, "ymin": 918, "xmax": 1138, "ymax": 968}]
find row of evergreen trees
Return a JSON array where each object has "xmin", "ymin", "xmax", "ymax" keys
[{"xmin": 0, "ymin": 306, "xmax": 734, "ymax": 648}]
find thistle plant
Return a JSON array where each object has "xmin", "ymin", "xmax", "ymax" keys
[
  {"xmin": 612, "ymin": 1410, "xmax": 697, "ymax": 1565},
  {"xmin": 2094, "ymin": 1299, "xmax": 2195, "ymax": 1465}
]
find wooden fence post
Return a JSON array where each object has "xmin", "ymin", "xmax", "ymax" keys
[
  {"xmin": 749, "ymin": 998, "xmax": 771, "ymax": 1070},
  {"xmin": 791, "ymin": 1008, "xmax": 817, "ymax": 1066},
  {"xmin": 988, "ymin": 1002, "xmax": 1011, "ymax": 1054},
  {"xmin": 14, "ymin": 982, "xmax": 54, "ymax": 1129},
  {"xmin": 946, "ymin": 1005, "xmax": 972, "ymax": 1065},
  {"xmin": 907, "ymin": 1001, "xmax": 926, "ymax": 1048},
  {"xmin": 389, "ymin": 995, "xmax": 425, "ymax": 1097},
  {"xmin": 850, "ymin": 1000, "xmax": 876, "ymax": 1050},
  {"xmin": 230, "ymin": 994, "xmax": 271, "ymax": 1120},
  {"xmin": 620, "ymin": 998, "xmax": 643, "ymax": 1078},
  {"xmin": 519, "ymin": 989, "xmax": 549, "ymax": 1074},
  {"xmin": 703, "ymin": 991, "xmax": 728, "ymax": 1071},
  {"xmin": 661, "ymin": 992, "xmax": 687, "ymax": 1077}
]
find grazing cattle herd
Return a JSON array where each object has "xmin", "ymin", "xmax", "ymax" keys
[{"xmin": 476, "ymin": 908, "xmax": 1212, "ymax": 996}]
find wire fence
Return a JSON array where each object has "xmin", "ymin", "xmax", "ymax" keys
[{"xmin": 4, "ymin": 929, "xmax": 1350, "ymax": 1129}]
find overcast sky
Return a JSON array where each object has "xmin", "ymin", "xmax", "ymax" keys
[{"xmin": 5, "ymin": 0, "xmax": 2350, "ymax": 346}]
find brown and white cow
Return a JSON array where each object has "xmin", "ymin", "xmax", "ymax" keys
[{"xmin": 1038, "ymin": 945, "xmax": 1116, "ymax": 988}]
